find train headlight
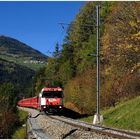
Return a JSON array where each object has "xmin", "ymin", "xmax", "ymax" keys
[
  {"xmin": 59, "ymin": 106, "xmax": 62, "ymax": 109},
  {"xmin": 43, "ymin": 106, "xmax": 46, "ymax": 108}
]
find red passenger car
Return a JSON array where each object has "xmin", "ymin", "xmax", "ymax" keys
[{"xmin": 18, "ymin": 96, "xmax": 39, "ymax": 109}]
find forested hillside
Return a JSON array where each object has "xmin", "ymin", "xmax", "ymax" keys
[
  {"xmin": 34, "ymin": 1, "xmax": 140, "ymax": 115},
  {"xmin": 0, "ymin": 36, "xmax": 48, "ymax": 138},
  {"xmin": 0, "ymin": 58, "xmax": 35, "ymax": 97}
]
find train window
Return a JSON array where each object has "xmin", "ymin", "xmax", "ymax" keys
[{"xmin": 42, "ymin": 91, "xmax": 63, "ymax": 98}]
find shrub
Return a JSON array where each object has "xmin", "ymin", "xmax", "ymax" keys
[{"xmin": 64, "ymin": 69, "xmax": 96, "ymax": 115}]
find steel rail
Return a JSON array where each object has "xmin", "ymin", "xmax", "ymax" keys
[{"xmin": 46, "ymin": 115, "xmax": 140, "ymax": 139}]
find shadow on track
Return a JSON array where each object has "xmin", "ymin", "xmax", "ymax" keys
[{"xmin": 60, "ymin": 107, "xmax": 88, "ymax": 119}]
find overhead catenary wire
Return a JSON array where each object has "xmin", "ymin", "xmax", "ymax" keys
[
  {"xmin": 59, "ymin": 22, "xmax": 96, "ymax": 28},
  {"xmin": 46, "ymin": 21, "xmax": 97, "ymax": 56}
]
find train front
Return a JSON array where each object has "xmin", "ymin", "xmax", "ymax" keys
[{"xmin": 39, "ymin": 87, "xmax": 63, "ymax": 113}]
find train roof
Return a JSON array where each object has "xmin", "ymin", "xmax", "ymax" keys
[
  {"xmin": 41, "ymin": 87, "xmax": 63, "ymax": 92},
  {"xmin": 19, "ymin": 96, "xmax": 38, "ymax": 101}
]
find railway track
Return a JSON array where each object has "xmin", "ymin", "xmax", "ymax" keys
[
  {"xmin": 19, "ymin": 107, "xmax": 140, "ymax": 139},
  {"xmin": 46, "ymin": 114, "xmax": 140, "ymax": 139}
]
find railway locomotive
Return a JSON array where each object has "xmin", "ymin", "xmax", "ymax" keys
[{"xmin": 18, "ymin": 87, "xmax": 63, "ymax": 113}]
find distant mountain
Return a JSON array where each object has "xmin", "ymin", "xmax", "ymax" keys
[{"xmin": 0, "ymin": 35, "xmax": 48, "ymax": 70}]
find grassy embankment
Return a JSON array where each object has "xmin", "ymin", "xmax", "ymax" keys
[
  {"xmin": 12, "ymin": 110, "xmax": 28, "ymax": 139},
  {"xmin": 80, "ymin": 96, "xmax": 140, "ymax": 131}
]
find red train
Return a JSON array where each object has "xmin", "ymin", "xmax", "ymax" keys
[{"xmin": 18, "ymin": 87, "xmax": 64, "ymax": 113}]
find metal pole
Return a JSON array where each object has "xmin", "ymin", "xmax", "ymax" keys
[
  {"xmin": 96, "ymin": 5, "xmax": 100, "ymax": 116},
  {"xmin": 93, "ymin": 5, "xmax": 103, "ymax": 124}
]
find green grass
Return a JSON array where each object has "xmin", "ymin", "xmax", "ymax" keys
[
  {"xmin": 12, "ymin": 110, "xmax": 28, "ymax": 139},
  {"xmin": 12, "ymin": 127, "xmax": 26, "ymax": 139},
  {"xmin": 80, "ymin": 116, "xmax": 93, "ymax": 123},
  {"xmin": 18, "ymin": 110, "xmax": 28, "ymax": 124},
  {"xmin": 80, "ymin": 96, "xmax": 140, "ymax": 131},
  {"xmin": 103, "ymin": 96, "xmax": 140, "ymax": 131}
]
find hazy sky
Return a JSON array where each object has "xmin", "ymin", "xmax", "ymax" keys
[{"xmin": 0, "ymin": 1, "xmax": 85, "ymax": 56}]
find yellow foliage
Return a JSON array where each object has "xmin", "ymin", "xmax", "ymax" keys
[
  {"xmin": 131, "ymin": 62, "xmax": 140, "ymax": 72},
  {"xmin": 129, "ymin": 21, "xmax": 138, "ymax": 27},
  {"xmin": 101, "ymin": 2, "xmax": 140, "ymax": 107},
  {"xmin": 125, "ymin": 44, "xmax": 133, "ymax": 49},
  {"xmin": 64, "ymin": 69, "xmax": 96, "ymax": 114},
  {"xmin": 132, "ymin": 31, "xmax": 140, "ymax": 39}
]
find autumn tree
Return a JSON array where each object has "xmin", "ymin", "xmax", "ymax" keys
[{"xmin": 102, "ymin": 2, "xmax": 140, "ymax": 106}]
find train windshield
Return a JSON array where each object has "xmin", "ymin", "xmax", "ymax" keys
[{"xmin": 42, "ymin": 91, "xmax": 63, "ymax": 98}]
